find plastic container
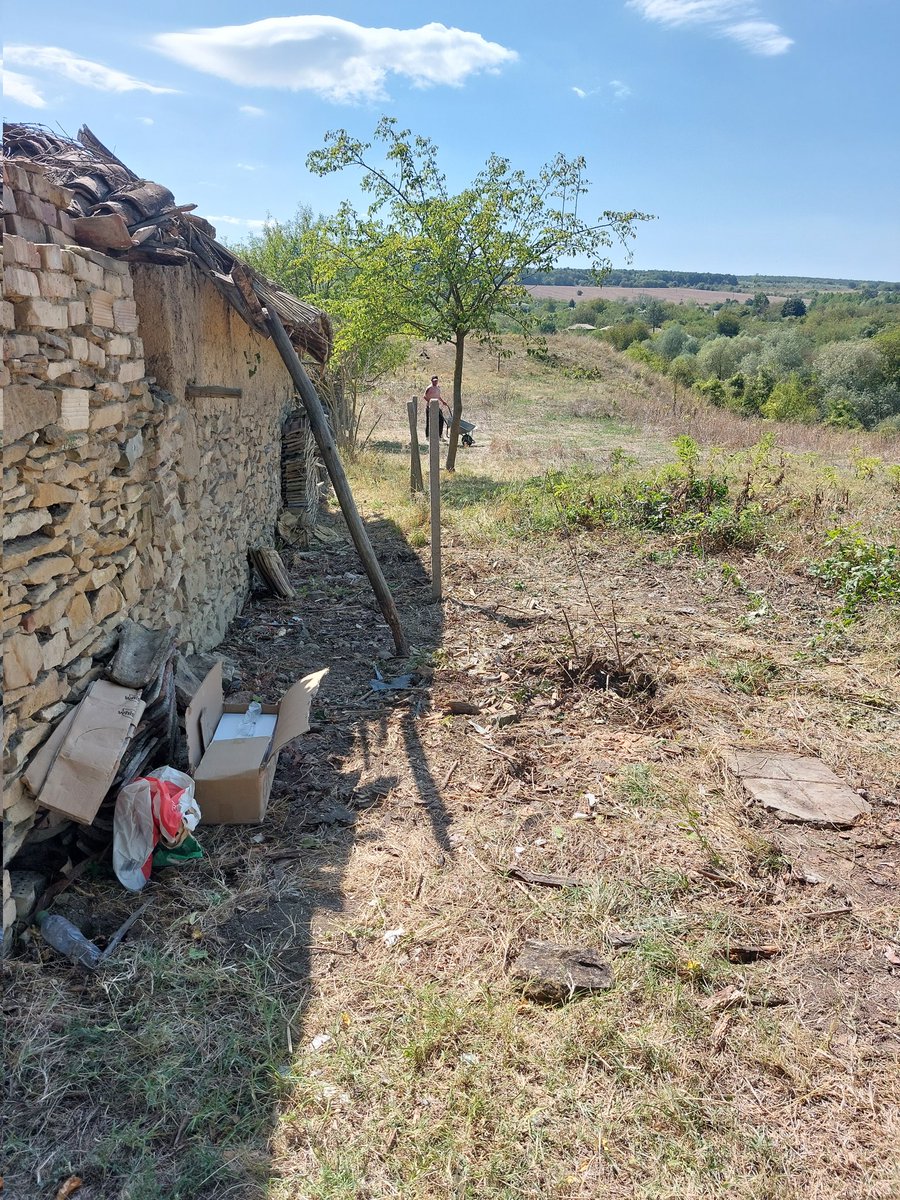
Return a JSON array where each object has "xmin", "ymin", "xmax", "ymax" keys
[
  {"xmin": 38, "ymin": 912, "xmax": 103, "ymax": 969},
  {"xmin": 238, "ymin": 700, "xmax": 263, "ymax": 737}
]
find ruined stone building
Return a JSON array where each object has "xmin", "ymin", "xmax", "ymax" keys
[{"xmin": 2, "ymin": 125, "xmax": 332, "ymax": 881}]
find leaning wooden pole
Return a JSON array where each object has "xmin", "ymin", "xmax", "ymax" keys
[
  {"xmin": 264, "ymin": 307, "xmax": 409, "ymax": 656},
  {"xmin": 428, "ymin": 399, "xmax": 442, "ymax": 602},
  {"xmin": 407, "ymin": 398, "xmax": 424, "ymax": 493}
]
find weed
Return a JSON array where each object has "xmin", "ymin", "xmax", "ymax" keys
[
  {"xmin": 721, "ymin": 656, "xmax": 780, "ymax": 695},
  {"xmin": 812, "ymin": 527, "xmax": 900, "ymax": 617},
  {"xmin": 615, "ymin": 763, "xmax": 667, "ymax": 807}
]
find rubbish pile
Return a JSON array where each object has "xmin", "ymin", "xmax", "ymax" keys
[{"xmin": 9, "ymin": 618, "xmax": 327, "ymax": 963}]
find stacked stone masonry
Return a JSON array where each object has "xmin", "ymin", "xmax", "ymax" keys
[{"xmin": 2, "ymin": 160, "xmax": 297, "ymax": 864}]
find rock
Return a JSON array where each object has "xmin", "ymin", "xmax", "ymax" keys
[
  {"xmin": 728, "ymin": 751, "xmax": 872, "ymax": 828},
  {"xmin": 9, "ymin": 869, "xmax": 47, "ymax": 920},
  {"xmin": 5, "ymin": 632, "xmax": 44, "ymax": 688},
  {"xmin": 510, "ymin": 941, "xmax": 614, "ymax": 1003}
]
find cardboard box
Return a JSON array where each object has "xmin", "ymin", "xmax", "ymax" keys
[
  {"xmin": 185, "ymin": 662, "xmax": 327, "ymax": 824},
  {"xmin": 23, "ymin": 680, "xmax": 145, "ymax": 825}
]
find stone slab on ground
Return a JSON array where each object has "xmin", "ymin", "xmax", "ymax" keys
[
  {"xmin": 729, "ymin": 750, "xmax": 871, "ymax": 827},
  {"xmin": 510, "ymin": 940, "xmax": 614, "ymax": 1003}
]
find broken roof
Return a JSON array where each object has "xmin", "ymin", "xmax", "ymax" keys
[{"xmin": 3, "ymin": 123, "xmax": 332, "ymax": 363}]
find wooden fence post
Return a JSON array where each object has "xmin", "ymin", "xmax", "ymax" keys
[
  {"xmin": 408, "ymin": 398, "xmax": 424, "ymax": 493},
  {"xmin": 428, "ymin": 399, "xmax": 442, "ymax": 602},
  {"xmin": 264, "ymin": 306, "xmax": 409, "ymax": 656}
]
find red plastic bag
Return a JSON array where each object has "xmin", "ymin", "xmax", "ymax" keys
[{"xmin": 113, "ymin": 767, "xmax": 199, "ymax": 891}]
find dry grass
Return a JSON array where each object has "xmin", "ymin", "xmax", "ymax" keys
[{"xmin": 4, "ymin": 335, "xmax": 899, "ymax": 1199}]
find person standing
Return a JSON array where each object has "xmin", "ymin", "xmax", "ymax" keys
[{"xmin": 424, "ymin": 375, "xmax": 451, "ymax": 440}]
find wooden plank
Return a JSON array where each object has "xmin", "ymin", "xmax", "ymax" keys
[
  {"xmin": 407, "ymin": 398, "xmax": 424, "ymax": 493},
  {"xmin": 250, "ymin": 547, "xmax": 296, "ymax": 599},
  {"xmin": 264, "ymin": 306, "xmax": 408, "ymax": 657},
  {"xmin": 428, "ymin": 399, "xmax": 442, "ymax": 602},
  {"xmin": 185, "ymin": 384, "xmax": 243, "ymax": 399},
  {"xmin": 108, "ymin": 620, "xmax": 177, "ymax": 689}
]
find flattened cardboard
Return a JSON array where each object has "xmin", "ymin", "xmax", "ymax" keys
[
  {"xmin": 269, "ymin": 669, "xmax": 329, "ymax": 758},
  {"xmin": 23, "ymin": 705, "xmax": 78, "ymax": 796},
  {"xmin": 186, "ymin": 663, "xmax": 327, "ymax": 824},
  {"xmin": 32, "ymin": 681, "xmax": 145, "ymax": 825},
  {"xmin": 185, "ymin": 660, "xmax": 223, "ymax": 770}
]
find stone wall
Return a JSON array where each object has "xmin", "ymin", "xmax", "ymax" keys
[
  {"xmin": 2, "ymin": 160, "xmax": 298, "ymax": 865},
  {"xmin": 132, "ymin": 262, "xmax": 293, "ymax": 648}
]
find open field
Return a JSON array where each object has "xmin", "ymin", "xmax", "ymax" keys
[
  {"xmin": 4, "ymin": 336, "xmax": 899, "ymax": 1199},
  {"xmin": 526, "ymin": 284, "xmax": 792, "ymax": 307}
]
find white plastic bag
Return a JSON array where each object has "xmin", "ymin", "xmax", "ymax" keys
[{"xmin": 113, "ymin": 767, "xmax": 199, "ymax": 891}]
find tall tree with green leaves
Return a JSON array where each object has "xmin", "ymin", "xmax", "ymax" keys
[
  {"xmin": 307, "ymin": 117, "xmax": 651, "ymax": 469},
  {"xmin": 235, "ymin": 208, "xmax": 407, "ymax": 449}
]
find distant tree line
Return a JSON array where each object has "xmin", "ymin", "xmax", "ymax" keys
[
  {"xmin": 522, "ymin": 267, "xmax": 740, "ymax": 289},
  {"xmin": 522, "ymin": 268, "xmax": 900, "ymax": 293}
]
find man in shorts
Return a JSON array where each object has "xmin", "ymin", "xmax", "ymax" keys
[{"xmin": 423, "ymin": 375, "xmax": 451, "ymax": 440}]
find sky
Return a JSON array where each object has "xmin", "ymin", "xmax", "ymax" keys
[{"xmin": 4, "ymin": 0, "xmax": 899, "ymax": 281}]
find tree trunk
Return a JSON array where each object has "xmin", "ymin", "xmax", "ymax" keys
[{"xmin": 444, "ymin": 333, "xmax": 466, "ymax": 473}]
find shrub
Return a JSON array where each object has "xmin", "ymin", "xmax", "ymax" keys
[
  {"xmin": 812, "ymin": 529, "xmax": 900, "ymax": 617},
  {"xmin": 761, "ymin": 373, "xmax": 820, "ymax": 423},
  {"xmin": 601, "ymin": 319, "xmax": 650, "ymax": 351}
]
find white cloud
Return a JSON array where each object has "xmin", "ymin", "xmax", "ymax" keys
[
  {"xmin": 572, "ymin": 81, "xmax": 631, "ymax": 102},
  {"xmin": 627, "ymin": 0, "xmax": 792, "ymax": 54},
  {"xmin": 207, "ymin": 214, "xmax": 266, "ymax": 229},
  {"xmin": 239, "ymin": 104, "xmax": 266, "ymax": 116},
  {"xmin": 628, "ymin": 0, "xmax": 744, "ymax": 25},
  {"xmin": 137, "ymin": 116, "xmax": 155, "ymax": 125},
  {"xmin": 723, "ymin": 21, "xmax": 793, "ymax": 55},
  {"xmin": 6, "ymin": 45, "xmax": 177, "ymax": 93},
  {"xmin": 3, "ymin": 68, "xmax": 47, "ymax": 108},
  {"xmin": 236, "ymin": 162, "xmax": 259, "ymax": 171},
  {"xmin": 153, "ymin": 16, "xmax": 517, "ymax": 102}
]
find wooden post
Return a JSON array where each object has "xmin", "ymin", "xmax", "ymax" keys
[
  {"xmin": 264, "ymin": 306, "xmax": 409, "ymax": 656},
  {"xmin": 428, "ymin": 399, "xmax": 442, "ymax": 602},
  {"xmin": 407, "ymin": 398, "xmax": 424, "ymax": 493}
]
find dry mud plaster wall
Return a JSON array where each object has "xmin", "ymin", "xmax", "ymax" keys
[
  {"xmin": 2, "ymin": 161, "xmax": 295, "ymax": 869},
  {"xmin": 132, "ymin": 262, "xmax": 293, "ymax": 649}
]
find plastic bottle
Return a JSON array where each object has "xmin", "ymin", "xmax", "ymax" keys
[
  {"xmin": 238, "ymin": 699, "xmax": 262, "ymax": 737},
  {"xmin": 38, "ymin": 911, "xmax": 103, "ymax": 969}
]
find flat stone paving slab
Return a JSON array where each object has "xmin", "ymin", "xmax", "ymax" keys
[{"xmin": 729, "ymin": 750, "xmax": 872, "ymax": 827}]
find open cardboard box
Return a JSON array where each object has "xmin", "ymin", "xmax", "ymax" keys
[{"xmin": 185, "ymin": 661, "xmax": 327, "ymax": 823}]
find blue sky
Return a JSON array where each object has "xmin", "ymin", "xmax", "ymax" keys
[{"xmin": 4, "ymin": 1, "xmax": 899, "ymax": 280}]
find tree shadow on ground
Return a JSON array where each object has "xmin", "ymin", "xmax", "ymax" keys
[{"xmin": 2, "ymin": 513, "xmax": 448, "ymax": 1200}]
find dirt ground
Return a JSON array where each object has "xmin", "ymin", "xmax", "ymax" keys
[{"xmin": 4, "ymin": 355, "xmax": 899, "ymax": 1198}]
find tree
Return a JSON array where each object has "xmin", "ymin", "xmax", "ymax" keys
[
  {"xmin": 747, "ymin": 291, "xmax": 770, "ymax": 317},
  {"xmin": 641, "ymin": 297, "xmax": 667, "ymax": 329},
  {"xmin": 716, "ymin": 313, "xmax": 741, "ymax": 337},
  {"xmin": 654, "ymin": 323, "xmax": 691, "ymax": 361},
  {"xmin": 306, "ymin": 117, "xmax": 651, "ymax": 469},
  {"xmin": 781, "ymin": 296, "xmax": 807, "ymax": 318},
  {"xmin": 235, "ymin": 210, "xmax": 407, "ymax": 450}
]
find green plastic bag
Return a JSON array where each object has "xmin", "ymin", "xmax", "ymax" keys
[{"xmin": 152, "ymin": 835, "xmax": 204, "ymax": 869}]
